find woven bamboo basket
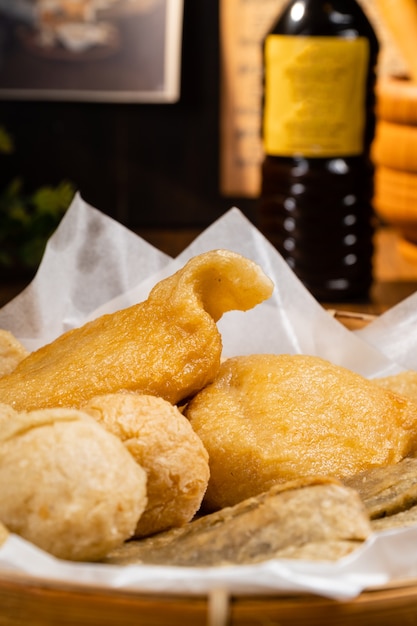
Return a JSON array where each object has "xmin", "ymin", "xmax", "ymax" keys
[
  {"xmin": 1, "ymin": 570, "xmax": 417, "ymax": 626},
  {"xmin": 2, "ymin": 311, "xmax": 417, "ymax": 626}
]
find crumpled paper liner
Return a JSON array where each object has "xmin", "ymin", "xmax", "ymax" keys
[{"xmin": 1, "ymin": 192, "xmax": 417, "ymax": 600}]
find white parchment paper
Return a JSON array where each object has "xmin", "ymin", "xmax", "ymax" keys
[{"xmin": 1, "ymin": 192, "xmax": 417, "ymax": 600}]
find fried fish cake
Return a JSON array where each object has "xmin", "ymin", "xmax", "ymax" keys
[
  {"xmin": 0, "ymin": 521, "xmax": 8, "ymax": 547},
  {"xmin": 0, "ymin": 407, "xmax": 147, "ymax": 561},
  {"xmin": 374, "ymin": 370, "xmax": 417, "ymax": 403},
  {"xmin": 185, "ymin": 354, "xmax": 417, "ymax": 511},
  {"xmin": 0, "ymin": 329, "xmax": 29, "ymax": 377},
  {"xmin": 82, "ymin": 393, "xmax": 209, "ymax": 538},
  {"xmin": 0, "ymin": 250, "xmax": 273, "ymax": 411},
  {"xmin": 104, "ymin": 477, "xmax": 371, "ymax": 567}
]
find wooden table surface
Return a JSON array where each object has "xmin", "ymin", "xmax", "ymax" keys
[{"xmin": 0, "ymin": 226, "xmax": 416, "ymax": 315}]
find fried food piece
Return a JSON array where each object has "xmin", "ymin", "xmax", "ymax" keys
[
  {"xmin": 0, "ymin": 402, "xmax": 18, "ymax": 423},
  {"xmin": 371, "ymin": 507, "xmax": 417, "ymax": 532},
  {"xmin": 0, "ymin": 250, "xmax": 273, "ymax": 411},
  {"xmin": 344, "ymin": 456, "xmax": 417, "ymax": 519},
  {"xmin": 344, "ymin": 457, "xmax": 417, "ymax": 532},
  {"xmin": 273, "ymin": 540, "xmax": 362, "ymax": 561},
  {"xmin": 104, "ymin": 477, "xmax": 371, "ymax": 566},
  {"xmin": 0, "ymin": 407, "xmax": 147, "ymax": 561},
  {"xmin": 185, "ymin": 354, "xmax": 417, "ymax": 511},
  {"xmin": 0, "ymin": 521, "xmax": 8, "ymax": 547},
  {"xmin": 0, "ymin": 329, "xmax": 29, "ymax": 377},
  {"xmin": 82, "ymin": 393, "xmax": 209, "ymax": 538},
  {"xmin": 374, "ymin": 370, "xmax": 417, "ymax": 403}
]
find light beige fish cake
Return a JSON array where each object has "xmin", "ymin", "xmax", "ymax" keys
[
  {"xmin": 104, "ymin": 477, "xmax": 371, "ymax": 567},
  {"xmin": 0, "ymin": 250, "xmax": 273, "ymax": 411},
  {"xmin": 0, "ymin": 408, "xmax": 147, "ymax": 561},
  {"xmin": 186, "ymin": 354, "xmax": 417, "ymax": 511},
  {"xmin": 82, "ymin": 393, "xmax": 209, "ymax": 538},
  {"xmin": 343, "ymin": 457, "xmax": 417, "ymax": 520},
  {"xmin": 0, "ymin": 329, "xmax": 29, "ymax": 377}
]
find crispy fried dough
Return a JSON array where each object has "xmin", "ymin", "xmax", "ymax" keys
[
  {"xmin": 0, "ymin": 250, "xmax": 273, "ymax": 411},
  {"xmin": 186, "ymin": 354, "xmax": 417, "ymax": 510},
  {"xmin": 82, "ymin": 393, "xmax": 209, "ymax": 538},
  {"xmin": 374, "ymin": 370, "xmax": 417, "ymax": 404},
  {"xmin": 104, "ymin": 477, "xmax": 371, "ymax": 566},
  {"xmin": 0, "ymin": 330, "xmax": 29, "ymax": 377},
  {"xmin": 0, "ymin": 408, "xmax": 147, "ymax": 561}
]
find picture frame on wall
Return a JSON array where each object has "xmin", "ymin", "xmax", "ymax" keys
[{"xmin": 0, "ymin": 0, "xmax": 184, "ymax": 103}]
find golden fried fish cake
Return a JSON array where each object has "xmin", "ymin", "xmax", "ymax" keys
[
  {"xmin": 0, "ymin": 408, "xmax": 147, "ymax": 561},
  {"xmin": 374, "ymin": 370, "xmax": 417, "ymax": 403},
  {"xmin": 0, "ymin": 250, "xmax": 273, "ymax": 411},
  {"xmin": 185, "ymin": 354, "xmax": 417, "ymax": 511},
  {"xmin": 0, "ymin": 521, "xmax": 8, "ymax": 547},
  {"xmin": 82, "ymin": 393, "xmax": 209, "ymax": 538},
  {"xmin": 0, "ymin": 329, "xmax": 29, "ymax": 377}
]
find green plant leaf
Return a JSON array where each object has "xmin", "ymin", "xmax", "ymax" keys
[
  {"xmin": 0, "ymin": 124, "xmax": 76, "ymax": 273},
  {"xmin": 31, "ymin": 182, "xmax": 75, "ymax": 218},
  {"xmin": 0, "ymin": 177, "xmax": 76, "ymax": 272}
]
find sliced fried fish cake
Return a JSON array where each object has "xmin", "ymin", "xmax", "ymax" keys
[
  {"xmin": 0, "ymin": 250, "xmax": 273, "ymax": 411},
  {"xmin": 344, "ymin": 457, "xmax": 417, "ymax": 520},
  {"xmin": 104, "ymin": 477, "xmax": 371, "ymax": 566},
  {"xmin": 371, "ymin": 507, "xmax": 417, "ymax": 531}
]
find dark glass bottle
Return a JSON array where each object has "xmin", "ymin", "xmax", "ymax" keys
[{"xmin": 258, "ymin": 0, "xmax": 379, "ymax": 301}]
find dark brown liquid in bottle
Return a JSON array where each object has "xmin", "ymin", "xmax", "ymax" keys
[{"xmin": 258, "ymin": 0, "xmax": 379, "ymax": 302}]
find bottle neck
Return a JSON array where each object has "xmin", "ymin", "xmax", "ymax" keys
[{"xmin": 270, "ymin": 0, "xmax": 378, "ymax": 50}]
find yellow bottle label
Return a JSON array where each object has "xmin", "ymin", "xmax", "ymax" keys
[{"xmin": 263, "ymin": 35, "xmax": 369, "ymax": 157}]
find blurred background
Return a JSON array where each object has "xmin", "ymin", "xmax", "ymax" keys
[
  {"xmin": 0, "ymin": 0, "xmax": 412, "ymax": 282},
  {"xmin": 0, "ymin": 1, "xmax": 245, "ymax": 236}
]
